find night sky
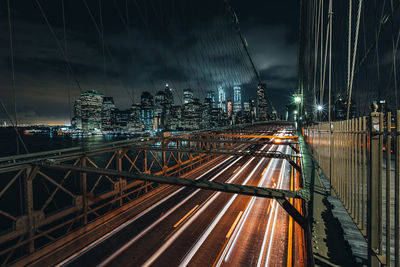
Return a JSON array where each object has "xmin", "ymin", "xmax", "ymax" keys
[{"xmin": 0, "ymin": 0, "xmax": 299, "ymax": 125}]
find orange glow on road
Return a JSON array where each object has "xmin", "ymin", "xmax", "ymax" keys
[{"xmin": 174, "ymin": 205, "xmax": 199, "ymax": 228}]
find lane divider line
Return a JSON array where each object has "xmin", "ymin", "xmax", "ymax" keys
[
  {"xmin": 174, "ymin": 205, "xmax": 199, "ymax": 228},
  {"xmin": 178, "ymin": 144, "xmax": 273, "ymax": 267},
  {"xmin": 226, "ymin": 211, "xmax": 243, "ymax": 239},
  {"xmin": 55, "ymin": 156, "xmax": 235, "ymax": 267},
  {"xmin": 98, "ymin": 156, "xmax": 244, "ymax": 267},
  {"xmin": 145, "ymin": 144, "xmax": 270, "ymax": 267}
]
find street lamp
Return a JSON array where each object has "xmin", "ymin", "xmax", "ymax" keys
[
  {"xmin": 317, "ymin": 105, "xmax": 323, "ymax": 111},
  {"xmin": 294, "ymin": 96, "xmax": 301, "ymax": 103}
]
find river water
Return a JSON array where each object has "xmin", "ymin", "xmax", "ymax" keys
[{"xmin": 0, "ymin": 127, "xmax": 132, "ymax": 158}]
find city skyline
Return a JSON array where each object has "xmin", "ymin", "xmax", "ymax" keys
[
  {"xmin": 0, "ymin": 1, "xmax": 299, "ymax": 125},
  {"xmin": 70, "ymin": 82, "xmax": 264, "ymax": 132}
]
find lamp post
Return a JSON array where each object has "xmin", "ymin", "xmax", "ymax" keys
[{"xmin": 317, "ymin": 104, "xmax": 323, "ymax": 122}]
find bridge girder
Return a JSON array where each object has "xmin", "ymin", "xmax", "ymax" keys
[{"xmin": 40, "ymin": 162, "xmax": 309, "ymax": 229}]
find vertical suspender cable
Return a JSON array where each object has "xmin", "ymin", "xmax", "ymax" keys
[
  {"xmin": 321, "ymin": 1, "xmax": 330, "ymax": 107},
  {"xmin": 347, "ymin": 0, "xmax": 352, "ymax": 96},
  {"xmin": 35, "ymin": 0, "xmax": 83, "ymax": 93},
  {"xmin": 7, "ymin": 0, "xmax": 19, "ymax": 155},
  {"xmin": 390, "ymin": 0, "xmax": 399, "ymax": 110},
  {"xmin": 328, "ymin": 0, "xmax": 332, "ymax": 123},
  {"xmin": 347, "ymin": 0, "xmax": 363, "ymax": 120},
  {"xmin": 319, "ymin": 0, "xmax": 324, "ymax": 105},
  {"xmin": 313, "ymin": 0, "xmax": 321, "ymax": 111},
  {"xmin": 61, "ymin": 0, "xmax": 72, "ymax": 123}
]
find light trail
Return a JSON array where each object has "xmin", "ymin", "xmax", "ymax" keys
[
  {"xmin": 178, "ymin": 143, "xmax": 274, "ymax": 267},
  {"xmin": 263, "ymin": 161, "xmax": 287, "ymax": 266},
  {"xmin": 145, "ymin": 143, "xmax": 271, "ymax": 267},
  {"xmin": 174, "ymin": 205, "xmax": 199, "ymax": 228},
  {"xmin": 225, "ymin": 211, "xmax": 243, "ymax": 239},
  {"xmin": 98, "ymin": 156, "xmax": 244, "ymax": 267},
  {"xmin": 56, "ymin": 155, "xmax": 235, "ymax": 267},
  {"xmin": 257, "ymin": 146, "xmax": 289, "ymax": 267},
  {"xmin": 217, "ymin": 146, "xmax": 281, "ymax": 265}
]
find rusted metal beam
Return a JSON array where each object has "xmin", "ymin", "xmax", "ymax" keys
[
  {"xmin": 39, "ymin": 163, "xmax": 309, "ymax": 201},
  {"xmin": 124, "ymin": 145, "xmax": 300, "ymax": 160},
  {"xmin": 166, "ymin": 137, "xmax": 298, "ymax": 146},
  {"xmin": 209, "ymin": 134, "xmax": 298, "ymax": 140}
]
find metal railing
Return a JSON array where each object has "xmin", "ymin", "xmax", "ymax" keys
[
  {"xmin": 304, "ymin": 111, "xmax": 400, "ymax": 267},
  {"xmin": 0, "ymin": 123, "xmax": 298, "ymax": 265}
]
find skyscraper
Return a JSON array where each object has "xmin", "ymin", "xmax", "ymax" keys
[
  {"xmin": 257, "ymin": 83, "xmax": 268, "ymax": 121},
  {"xmin": 140, "ymin": 91, "xmax": 154, "ymax": 131},
  {"xmin": 101, "ymin": 96, "xmax": 115, "ymax": 130},
  {"xmin": 163, "ymin": 84, "xmax": 173, "ymax": 130},
  {"xmin": 233, "ymin": 86, "xmax": 242, "ymax": 113},
  {"xmin": 218, "ymin": 86, "xmax": 226, "ymax": 112},
  {"xmin": 183, "ymin": 89, "xmax": 194, "ymax": 104},
  {"xmin": 164, "ymin": 83, "xmax": 173, "ymax": 105},
  {"xmin": 154, "ymin": 90, "xmax": 166, "ymax": 130},
  {"xmin": 71, "ymin": 99, "xmax": 82, "ymax": 129},
  {"xmin": 80, "ymin": 90, "xmax": 103, "ymax": 130},
  {"xmin": 227, "ymin": 100, "xmax": 233, "ymax": 118},
  {"xmin": 206, "ymin": 90, "xmax": 216, "ymax": 108},
  {"xmin": 128, "ymin": 103, "xmax": 142, "ymax": 132}
]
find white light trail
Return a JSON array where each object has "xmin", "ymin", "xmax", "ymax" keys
[
  {"xmin": 56, "ymin": 156, "xmax": 235, "ymax": 267},
  {"xmin": 257, "ymin": 146, "xmax": 289, "ymax": 267},
  {"xmin": 98, "ymin": 156, "xmax": 243, "ymax": 267},
  {"xmin": 145, "ymin": 144, "xmax": 271, "ymax": 267}
]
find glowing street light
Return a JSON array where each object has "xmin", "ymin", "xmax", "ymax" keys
[
  {"xmin": 294, "ymin": 96, "xmax": 301, "ymax": 103},
  {"xmin": 317, "ymin": 105, "xmax": 323, "ymax": 111}
]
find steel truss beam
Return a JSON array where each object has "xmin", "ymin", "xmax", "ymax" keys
[
  {"xmin": 40, "ymin": 163, "xmax": 309, "ymax": 229},
  {"xmin": 166, "ymin": 137, "xmax": 298, "ymax": 146},
  {"xmin": 209, "ymin": 134, "xmax": 298, "ymax": 140},
  {"xmin": 125, "ymin": 145, "xmax": 302, "ymax": 173}
]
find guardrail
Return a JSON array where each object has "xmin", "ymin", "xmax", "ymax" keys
[
  {"xmin": 303, "ymin": 111, "xmax": 399, "ymax": 267},
  {"xmin": 0, "ymin": 123, "xmax": 290, "ymax": 265}
]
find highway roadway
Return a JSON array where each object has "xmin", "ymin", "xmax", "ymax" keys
[{"xmin": 58, "ymin": 131, "xmax": 305, "ymax": 267}]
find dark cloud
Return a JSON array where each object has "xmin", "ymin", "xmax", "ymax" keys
[{"xmin": 0, "ymin": 0, "xmax": 299, "ymax": 124}]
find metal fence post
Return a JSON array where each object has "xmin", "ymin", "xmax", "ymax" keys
[
  {"xmin": 80, "ymin": 157, "xmax": 87, "ymax": 225},
  {"xmin": 362, "ymin": 116, "xmax": 367, "ymax": 231},
  {"xmin": 395, "ymin": 110, "xmax": 400, "ymax": 267},
  {"xmin": 329, "ymin": 122, "xmax": 334, "ymax": 195},
  {"xmin": 25, "ymin": 167, "xmax": 35, "ymax": 253},
  {"xmin": 386, "ymin": 112, "xmax": 391, "ymax": 265},
  {"xmin": 368, "ymin": 112, "xmax": 382, "ymax": 267}
]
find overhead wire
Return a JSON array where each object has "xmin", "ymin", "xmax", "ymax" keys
[
  {"xmin": 6, "ymin": 0, "xmax": 21, "ymax": 155},
  {"xmin": 35, "ymin": 0, "xmax": 83, "ymax": 93},
  {"xmin": 61, "ymin": 0, "xmax": 72, "ymax": 124}
]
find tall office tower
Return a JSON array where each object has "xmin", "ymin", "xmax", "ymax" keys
[
  {"xmin": 140, "ymin": 91, "xmax": 154, "ymax": 131},
  {"xmin": 80, "ymin": 90, "xmax": 104, "ymax": 130},
  {"xmin": 101, "ymin": 96, "xmax": 115, "ymax": 130},
  {"xmin": 250, "ymin": 99, "xmax": 257, "ymax": 122},
  {"xmin": 182, "ymin": 98, "xmax": 202, "ymax": 130},
  {"xmin": 169, "ymin": 105, "xmax": 182, "ymax": 130},
  {"xmin": 227, "ymin": 100, "xmax": 233, "ymax": 118},
  {"xmin": 71, "ymin": 99, "xmax": 82, "ymax": 129},
  {"xmin": 206, "ymin": 90, "xmax": 216, "ymax": 108},
  {"xmin": 163, "ymin": 83, "xmax": 173, "ymax": 130},
  {"xmin": 243, "ymin": 102, "xmax": 250, "ymax": 112},
  {"xmin": 112, "ymin": 109, "xmax": 130, "ymax": 130},
  {"xmin": 218, "ymin": 86, "xmax": 226, "ymax": 112},
  {"xmin": 183, "ymin": 89, "xmax": 194, "ymax": 104},
  {"xmin": 257, "ymin": 83, "xmax": 268, "ymax": 121},
  {"xmin": 128, "ymin": 103, "xmax": 142, "ymax": 132},
  {"xmin": 164, "ymin": 83, "xmax": 173, "ymax": 105},
  {"xmin": 233, "ymin": 86, "xmax": 242, "ymax": 113},
  {"xmin": 154, "ymin": 90, "xmax": 166, "ymax": 130}
]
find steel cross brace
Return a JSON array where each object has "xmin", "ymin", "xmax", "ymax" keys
[{"xmin": 39, "ymin": 162, "xmax": 309, "ymax": 229}]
